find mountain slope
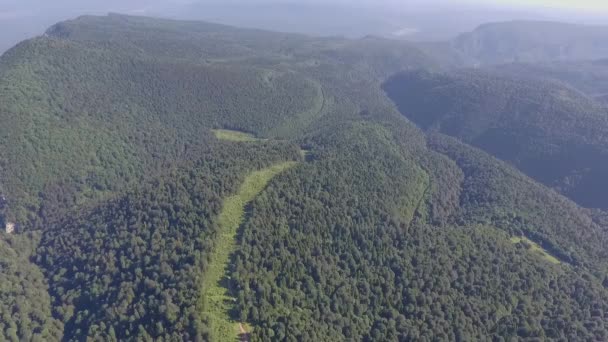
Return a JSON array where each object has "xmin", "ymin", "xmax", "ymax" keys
[
  {"xmin": 0, "ymin": 21, "xmax": 321, "ymax": 230},
  {"xmin": 0, "ymin": 232, "xmax": 63, "ymax": 341},
  {"xmin": 235, "ymin": 127, "xmax": 608, "ymax": 341},
  {"xmin": 36, "ymin": 141, "xmax": 300, "ymax": 341},
  {"xmin": 383, "ymin": 69, "xmax": 608, "ymax": 209},
  {"xmin": 490, "ymin": 59, "xmax": 608, "ymax": 101}
]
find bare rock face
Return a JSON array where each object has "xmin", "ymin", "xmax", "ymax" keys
[{"xmin": 5, "ymin": 222, "xmax": 15, "ymax": 234}]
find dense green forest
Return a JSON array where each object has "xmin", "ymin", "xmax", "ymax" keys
[
  {"xmin": 383, "ymin": 69, "xmax": 608, "ymax": 209},
  {"xmin": 36, "ymin": 141, "xmax": 301, "ymax": 341},
  {"xmin": 2, "ymin": 13, "xmax": 608, "ymax": 341},
  {"xmin": 490, "ymin": 59, "xmax": 608, "ymax": 99},
  {"xmin": 0, "ymin": 33, "xmax": 316, "ymax": 229},
  {"xmin": 0, "ymin": 232, "xmax": 63, "ymax": 341},
  {"xmin": 234, "ymin": 128, "xmax": 608, "ymax": 341}
]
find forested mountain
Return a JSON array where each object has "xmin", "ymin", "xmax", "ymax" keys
[
  {"xmin": 0, "ymin": 232, "xmax": 63, "ymax": 340},
  {"xmin": 452, "ymin": 21, "xmax": 608, "ymax": 65},
  {"xmin": 2, "ymin": 13, "xmax": 608, "ymax": 341},
  {"xmin": 491, "ymin": 59, "xmax": 608, "ymax": 101},
  {"xmin": 383, "ymin": 69, "xmax": 608, "ymax": 209}
]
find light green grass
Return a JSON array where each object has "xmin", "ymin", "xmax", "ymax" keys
[
  {"xmin": 510, "ymin": 236, "xmax": 561, "ymax": 264},
  {"xmin": 212, "ymin": 129, "xmax": 265, "ymax": 142},
  {"xmin": 200, "ymin": 161, "xmax": 297, "ymax": 341}
]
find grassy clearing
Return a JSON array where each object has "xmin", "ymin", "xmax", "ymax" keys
[
  {"xmin": 200, "ymin": 161, "xmax": 297, "ymax": 341},
  {"xmin": 410, "ymin": 171, "xmax": 431, "ymax": 225},
  {"xmin": 212, "ymin": 129, "xmax": 265, "ymax": 142},
  {"xmin": 510, "ymin": 236, "xmax": 561, "ymax": 264}
]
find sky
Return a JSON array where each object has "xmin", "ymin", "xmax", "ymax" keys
[
  {"xmin": 2, "ymin": 0, "xmax": 608, "ymax": 15},
  {"xmin": 1, "ymin": 0, "xmax": 607, "ymax": 19},
  {"xmin": 486, "ymin": 0, "xmax": 608, "ymax": 11}
]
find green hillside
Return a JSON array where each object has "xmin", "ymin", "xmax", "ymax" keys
[
  {"xmin": 0, "ymin": 26, "xmax": 318, "ymax": 230},
  {"xmin": 0, "ymin": 232, "xmax": 63, "ymax": 340},
  {"xmin": 383, "ymin": 69, "xmax": 608, "ymax": 209},
  {"xmin": 1, "ymin": 14, "xmax": 608, "ymax": 341},
  {"xmin": 200, "ymin": 161, "xmax": 297, "ymax": 341},
  {"xmin": 491, "ymin": 59, "xmax": 608, "ymax": 100}
]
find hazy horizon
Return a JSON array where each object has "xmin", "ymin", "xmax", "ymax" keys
[{"xmin": 1, "ymin": 0, "xmax": 607, "ymax": 54}]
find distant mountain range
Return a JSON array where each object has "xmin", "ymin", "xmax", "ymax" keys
[{"xmin": 452, "ymin": 20, "xmax": 608, "ymax": 64}]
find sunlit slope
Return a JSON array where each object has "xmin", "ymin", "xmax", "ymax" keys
[
  {"xmin": 200, "ymin": 161, "xmax": 297, "ymax": 341},
  {"xmin": 0, "ymin": 33, "xmax": 318, "ymax": 228}
]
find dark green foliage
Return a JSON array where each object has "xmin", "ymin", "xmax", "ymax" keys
[
  {"xmin": 1, "ymin": 13, "xmax": 435, "ymax": 232},
  {"xmin": 0, "ymin": 232, "xmax": 63, "ymax": 341},
  {"xmin": 428, "ymin": 134, "xmax": 608, "ymax": 274},
  {"xmin": 231, "ymin": 121, "xmax": 608, "ymax": 341},
  {"xmin": 0, "ymin": 29, "xmax": 318, "ymax": 230},
  {"xmin": 234, "ymin": 130, "xmax": 608, "ymax": 340},
  {"xmin": 36, "ymin": 142, "xmax": 300, "ymax": 341},
  {"xmin": 491, "ymin": 59, "xmax": 608, "ymax": 99},
  {"xmin": 383, "ymin": 69, "xmax": 608, "ymax": 209},
  {"xmin": 2, "ymin": 13, "xmax": 608, "ymax": 342}
]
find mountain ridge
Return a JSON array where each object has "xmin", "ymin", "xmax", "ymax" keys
[{"xmin": 452, "ymin": 20, "xmax": 608, "ymax": 65}]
